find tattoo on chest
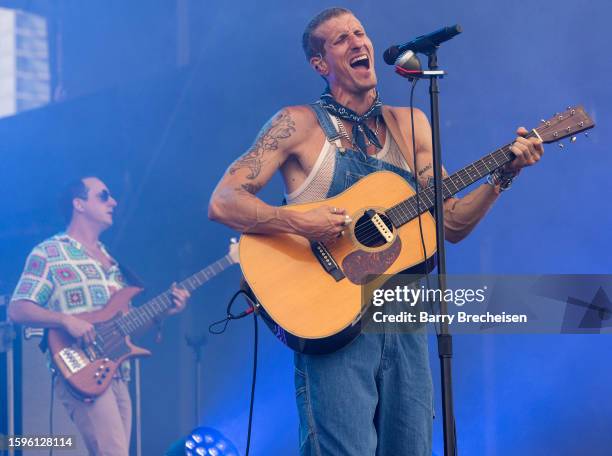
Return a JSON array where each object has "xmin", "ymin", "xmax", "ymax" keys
[
  {"xmin": 229, "ymin": 110, "xmax": 296, "ymax": 180},
  {"xmin": 417, "ymin": 164, "xmax": 432, "ymax": 176}
]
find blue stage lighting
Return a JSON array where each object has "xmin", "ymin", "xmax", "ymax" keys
[{"xmin": 184, "ymin": 427, "xmax": 239, "ymax": 456}]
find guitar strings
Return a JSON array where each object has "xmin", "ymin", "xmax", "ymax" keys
[
  {"xmin": 77, "ymin": 255, "xmax": 238, "ymax": 364},
  {"xmin": 350, "ymin": 159, "xmax": 499, "ymax": 242},
  {"xmin": 91, "ymin": 288, "xmax": 181, "ymax": 359},
  {"xmin": 90, "ymin": 305, "xmax": 159, "ymax": 359},
  {"xmin": 347, "ymin": 145, "xmax": 515, "ymax": 245}
]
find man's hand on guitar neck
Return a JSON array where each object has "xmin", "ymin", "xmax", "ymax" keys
[
  {"xmin": 166, "ymin": 283, "xmax": 190, "ymax": 316},
  {"xmin": 503, "ymin": 126, "xmax": 545, "ymax": 175}
]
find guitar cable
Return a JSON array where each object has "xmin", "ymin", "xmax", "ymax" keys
[
  {"xmin": 209, "ymin": 287, "xmax": 258, "ymax": 456},
  {"xmin": 408, "ymin": 78, "xmax": 441, "ymax": 337},
  {"xmin": 48, "ymin": 371, "xmax": 57, "ymax": 456}
]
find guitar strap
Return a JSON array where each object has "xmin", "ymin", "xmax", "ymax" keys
[{"xmin": 117, "ymin": 261, "xmax": 145, "ymax": 289}]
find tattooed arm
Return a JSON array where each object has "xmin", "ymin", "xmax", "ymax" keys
[
  {"xmin": 398, "ymin": 107, "xmax": 542, "ymax": 243},
  {"xmin": 209, "ymin": 107, "xmax": 347, "ymax": 241}
]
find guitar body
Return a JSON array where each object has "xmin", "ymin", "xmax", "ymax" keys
[
  {"xmin": 240, "ymin": 171, "xmax": 438, "ymax": 354},
  {"xmin": 44, "ymin": 240, "xmax": 240, "ymax": 400},
  {"xmin": 47, "ymin": 286, "xmax": 151, "ymax": 400},
  {"xmin": 240, "ymin": 106, "xmax": 596, "ymax": 354}
]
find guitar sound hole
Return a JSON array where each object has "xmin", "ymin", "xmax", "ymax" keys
[{"xmin": 354, "ymin": 211, "xmax": 394, "ymax": 248}]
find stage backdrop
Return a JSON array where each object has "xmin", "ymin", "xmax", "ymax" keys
[{"xmin": 0, "ymin": 0, "xmax": 610, "ymax": 455}]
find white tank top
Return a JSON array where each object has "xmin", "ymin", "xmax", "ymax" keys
[{"xmin": 285, "ymin": 114, "xmax": 412, "ymax": 204}]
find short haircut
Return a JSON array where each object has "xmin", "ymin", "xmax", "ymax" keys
[
  {"xmin": 59, "ymin": 177, "xmax": 91, "ymax": 223},
  {"xmin": 302, "ymin": 7, "xmax": 352, "ymax": 60}
]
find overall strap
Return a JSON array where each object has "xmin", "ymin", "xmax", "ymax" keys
[{"xmin": 309, "ymin": 101, "xmax": 343, "ymax": 143}]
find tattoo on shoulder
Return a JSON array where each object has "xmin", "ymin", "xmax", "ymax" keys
[{"xmin": 229, "ymin": 110, "xmax": 296, "ymax": 180}]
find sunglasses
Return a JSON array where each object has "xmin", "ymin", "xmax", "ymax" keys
[{"xmin": 97, "ymin": 189, "xmax": 114, "ymax": 202}]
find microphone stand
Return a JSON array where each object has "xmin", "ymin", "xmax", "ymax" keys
[
  {"xmin": 426, "ymin": 48, "xmax": 457, "ymax": 456},
  {"xmin": 185, "ymin": 333, "xmax": 207, "ymax": 424},
  {"xmin": 396, "ymin": 47, "xmax": 457, "ymax": 455}
]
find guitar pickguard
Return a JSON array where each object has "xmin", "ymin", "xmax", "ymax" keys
[{"xmin": 341, "ymin": 237, "xmax": 402, "ymax": 285}]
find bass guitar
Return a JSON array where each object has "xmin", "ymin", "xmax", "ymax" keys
[
  {"xmin": 48, "ymin": 240, "xmax": 239, "ymax": 399},
  {"xmin": 239, "ymin": 106, "xmax": 595, "ymax": 354}
]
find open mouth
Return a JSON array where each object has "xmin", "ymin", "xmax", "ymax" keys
[{"xmin": 350, "ymin": 54, "xmax": 370, "ymax": 70}]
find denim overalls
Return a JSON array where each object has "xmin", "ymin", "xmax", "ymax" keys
[{"xmin": 293, "ymin": 102, "xmax": 433, "ymax": 456}]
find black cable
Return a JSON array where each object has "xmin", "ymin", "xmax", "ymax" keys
[
  {"xmin": 49, "ymin": 371, "xmax": 56, "ymax": 456},
  {"xmin": 408, "ymin": 78, "xmax": 440, "ymax": 336},
  {"xmin": 208, "ymin": 290, "xmax": 254, "ymax": 334},
  {"xmin": 245, "ymin": 312, "xmax": 258, "ymax": 456},
  {"xmin": 209, "ymin": 287, "xmax": 258, "ymax": 455}
]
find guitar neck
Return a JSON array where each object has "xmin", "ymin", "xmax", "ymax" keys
[
  {"xmin": 387, "ymin": 140, "xmax": 519, "ymax": 227},
  {"xmin": 117, "ymin": 254, "xmax": 234, "ymax": 335}
]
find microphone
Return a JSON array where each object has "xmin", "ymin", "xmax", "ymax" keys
[{"xmin": 383, "ymin": 24, "xmax": 462, "ymax": 65}]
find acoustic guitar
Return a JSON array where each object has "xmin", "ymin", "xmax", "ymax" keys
[
  {"xmin": 48, "ymin": 240, "xmax": 239, "ymax": 399},
  {"xmin": 239, "ymin": 106, "xmax": 595, "ymax": 354}
]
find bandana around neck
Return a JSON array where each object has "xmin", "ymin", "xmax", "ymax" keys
[{"xmin": 319, "ymin": 88, "xmax": 383, "ymax": 153}]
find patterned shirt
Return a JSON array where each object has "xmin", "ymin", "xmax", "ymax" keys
[
  {"xmin": 11, "ymin": 233, "xmax": 130, "ymax": 379},
  {"xmin": 11, "ymin": 233, "xmax": 127, "ymax": 313}
]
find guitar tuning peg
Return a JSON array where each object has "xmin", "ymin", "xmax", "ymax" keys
[
  {"xmin": 585, "ymin": 132, "xmax": 589, "ymax": 138},
  {"xmin": 566, "ymin": 106, "xmax": 571, "ymax": 110},
  {"xmin": 230, "ymin": 237, "xmax": 238, "ymax": 244},
  {"xmin": 570, "ymin": 136, "xmax": 577, "ymax": 143},
  {"xmin": 558, "ymin": 143, "xmax": 565, "ymax": 149},
  {"xmin": 540, "ymin": 119, "xmax": 546, "ymax": 123}
]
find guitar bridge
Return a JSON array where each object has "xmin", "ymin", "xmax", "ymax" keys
[
  {"xmin": 58, "ymin": 347, "xmax": 87, "ymax": 374},
  {"xmin": 310, "ymin": 242, "xmax": 345, "ymax": 282}
]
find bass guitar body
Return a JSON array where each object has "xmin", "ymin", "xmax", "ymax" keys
[
  {"xmin": 47, "ymin": 287, "xmax": 149, "ymax": 400},
  {"xmin": 46, "ymin": 240, "xmax": 240, "ymax": 400}
]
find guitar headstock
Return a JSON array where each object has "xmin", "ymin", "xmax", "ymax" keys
[
  {"xmin": 228, "ymin": 237, "xmax": 240, "ymax": 265},
  {"xmin": 535, "ymin": 106, "xmax": 595, "ymax": 144}
]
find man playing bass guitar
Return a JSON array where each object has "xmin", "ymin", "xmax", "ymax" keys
[{"xmin": 9, "ymin": 176, "xmax": 190, "ymax": 456}]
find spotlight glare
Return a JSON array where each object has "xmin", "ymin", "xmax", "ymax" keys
[
  {"xmin": 192, "ymin": 434, "xmax": 203, "ymax": 444},
  {"xmin": 184, "ymin": 427, "xmax": 239, "ymax": 456}
]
